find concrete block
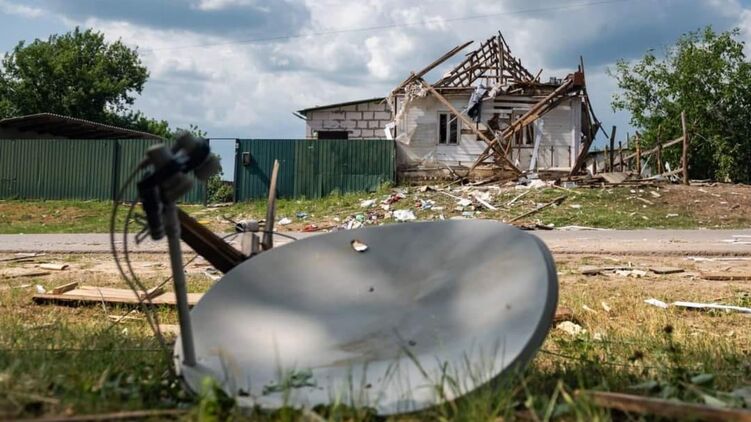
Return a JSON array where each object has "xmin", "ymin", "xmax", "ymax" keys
[
  {"xmin": 345, "ymin": 111, "xmax": 362, "ymax": 120},
  {"xmin": 357, "ymin": 120, "xmax": 368, "ymax": 128},
  {"xmin": 325, "ymin": 111, "xmax": 345, "ymax": 120},
  {"xmin": 323, "ymin": 120, "xmax": 341, "ymax": 129},
  {"xmin": 361, "ymin": 129, "xmax": 375, "ymax": 137},
  {"xmin": 368, "ymin": 120, "xmax": 380, "ymax": 128},
  {"xmin": 369, "ymin": 102, "xmax": 386, "ymax": 111},
  {"xmin": 308, "ymin": 120, "xmax": 323, "ymax": 129},
  {"xmin": 341, "ymin": 120, "xmax": 356, "ymax": 129},
  {"xmin": 374, "ymin": 111, "xmax": 391, "ymax": 120},
  {"xmin": 362, "ymin": 111, "xmax": 374, "ymax": 119},
  {"xmin": 350, "ymin": 129, "xmax": 361, "ymax": 137},
  {"xmin": 379, "ymin": 120, "xmax": 392, "ymax": 126},
  {"xmin": 357, "ymin": 103, "xmax": 370, "ymax": 111},
  {"xmin": 341, "ymin": 105, "xmax": 357, "ymax": 111}
]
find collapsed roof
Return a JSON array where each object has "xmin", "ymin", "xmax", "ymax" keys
[{"xmin": 387, "ymin": 30, "xmax": 604, "ymax": 176}]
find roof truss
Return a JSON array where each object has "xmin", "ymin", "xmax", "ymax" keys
[{"xmin": 434, "ymin": 32, "xmax": 534, "ymax": 88}]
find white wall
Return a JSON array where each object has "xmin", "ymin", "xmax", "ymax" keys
[
  {"xmin": 304, "ymin": 100, "xmax": 390, "ymax": 139},
  {"xmin": 397, "ymin": 93, "xmax": 581, "ymax": 170}
]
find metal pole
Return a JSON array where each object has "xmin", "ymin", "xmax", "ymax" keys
[{"xmin": 164, "ymin": 201, "xmax": 196, "ymax": 367}]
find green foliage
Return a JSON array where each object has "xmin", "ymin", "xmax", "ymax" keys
[
  {"xmin": 0, "ymin": 27, "xmax": 147, "ymax": 120},
  {"xmin": 609, "ymin": 26, "xmax": 751, "ymax": 182},
  {"xmin": 207, "ymin": 173, "xmax": 234, "ymax": 204},
  {"xmin": 0, "ymin": 27, "xmax": 196, "ymax": 139}
]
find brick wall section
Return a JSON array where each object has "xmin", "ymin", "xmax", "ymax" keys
[{"xmin": 304, "ymin": 100, "xmax": 391, "ymax": 139}]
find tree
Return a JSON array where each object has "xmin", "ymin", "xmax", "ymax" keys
[
  {"xmin": 609, "ymin": 26, "xmax": 751, "ymax": 182},
  {"xmin": 0, "ymin": 27, "xmax": 179, "ymax": 137}
]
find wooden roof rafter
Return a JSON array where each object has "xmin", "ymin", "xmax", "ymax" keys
[{"xmin": 434, "ymin": 31, "xmax": 534, "ymax": 88}]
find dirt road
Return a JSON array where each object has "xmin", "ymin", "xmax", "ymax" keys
[{"xmin": 1, "ymin": 228, "xmax": 750, "ymax": 256}]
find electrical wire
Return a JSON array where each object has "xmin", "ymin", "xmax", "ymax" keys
[{"xmin": 139, "ymin": 0, "xmax": 633, "ymax": 52}]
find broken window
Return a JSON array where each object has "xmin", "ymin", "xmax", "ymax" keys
[
  {"xmin": 438, "ymin": 112, "xmax": 459, "ymax": 145},
  {"xmin": 511, "ymin": 110, "xmax": 535, "ymax": 145}
]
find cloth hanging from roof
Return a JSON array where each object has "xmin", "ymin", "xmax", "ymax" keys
[{"xmin": 466, "ymin": 85, "xmax": 488, "ymax": 123}]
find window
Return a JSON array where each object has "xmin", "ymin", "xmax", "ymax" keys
[
  {"xmin": 438, "ymin": 112, "xmax": 459, "ymax": 145},
  {"xmin": 316, "ymin": 130, "xmax": 348, "ymax": 140}
]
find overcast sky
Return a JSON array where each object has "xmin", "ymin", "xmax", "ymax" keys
[{"xmin": 1, "ymin": 0, "xmax": 750, "ymax": 177}]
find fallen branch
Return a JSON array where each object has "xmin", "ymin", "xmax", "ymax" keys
[
  {"xmin": 507, "ymin": 195, "xmax": 567, "ymax": 223},
  {"xmin": 578, "ymin": 390, "xmax": 751, "ymax": 422}
]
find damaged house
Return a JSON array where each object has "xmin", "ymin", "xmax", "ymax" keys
[{"xmin": 297, "ymin": 31, "xmax": 599, "ymax": 179}]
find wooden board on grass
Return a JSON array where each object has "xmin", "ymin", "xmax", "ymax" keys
[{"xmin": 33, "ymin": 285, "xmax": 202, "ymax": 307}]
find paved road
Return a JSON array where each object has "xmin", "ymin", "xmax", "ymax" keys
[{"xmin": 1, "ymin": 228, "xmax": 750, "ymax": 256}]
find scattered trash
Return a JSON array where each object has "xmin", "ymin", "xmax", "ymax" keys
[
  {"xmin": 35, "ymin": 284, "xmax": 46, "ymax": 294},
  {"xmin": 296, "ymin": 212, "xmax": 308, "ymax": 219},
  {"xmin": 582, "ymin": 304, "xmax": 597, "ymax": 314},
  {"xmin": 649, "ymin": 191, "xmax": 661, "ymax": 198},
  {"xmin": 351, "ymin": 240, "xmax": 368, "ymax": 252},
  {"xmin": 303, "ymin": 224, "xmax": 320, "ymax": 232},
  {"xmin": 665, "ymin": 213, "xmax": 679, "ymax": 218},
  {"xmin": 203, "ymin": 268, "xmax": 221, "ymax": 281},
  {"xmin": 556, "ymin": 321, "xmax": 585, "ymax": 336},
  {"xmin": 601, "ymin": 301, "xmax": 611, "ymax": 313},
  {"xmin": 461, "ymin": 211, "xmax": 475, "ymax": 218},
  {"xmin": 570, "ymin": 204, "xmax": 582, "ymax": 209},
  {"xmin": 360, "ymin": 199, "xmax": 376, "ymax": 208},
  {"xmin": 700, "ymin": 272, "xmax": 751, "ymax": 281},
  {"xmin": 393, "ymin": 209, "xmax": 416, "ymax": 221},
  {"xmin": 278, "ymin": 217, "xmax": 292, "ymax": 225},
  {"xmin": 355, "ymin": 214, "xmax": 366, "ymax": 223}
]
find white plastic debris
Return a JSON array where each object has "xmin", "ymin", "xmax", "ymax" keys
[
  {"xmin": 556, "ymin": 321, "xmax": 585, "ymax": 336},
  {"xmin": 393, "ymin": 209, "xmax": 416, "ymax": 221},
  {"xmin": 360, "ymin": 199, "xmax": 376, "ymax": 208},
  {"xmin": 673, "ymin": 301, "xmax": 751, "ymax": 314},
  {"xmin": 457, "ymin": 198, "xmax": 473, "ymax": 208},
  {"xmin": 645, "ymin": 298, "xmax": 669, "ymax": 309},
  {"xmin": 615, "ymin": 269, "xmax": 647, "ymax": 278},
  {"xmin": 351, "ymin": 240, "xmax": 368, "ymax": 252},
  {"xmin": 35, "ymin": 284, "xmax": 46, "ymax": 294},
  {"xmin": 278, "ymin": 217, "xmax": 292, "ymax": 225},
  {"xmin": 666, "ymin": 213, "xmax": 679, "ymax": 218},
  {"xmin": 570, "ymin": 204, "xmax": 582, "ymax": 209}
]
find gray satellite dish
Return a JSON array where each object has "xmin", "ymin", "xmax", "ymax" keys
[{"xmin": 176, "ymin": 220, "xmax": 558, "ymax": 415}]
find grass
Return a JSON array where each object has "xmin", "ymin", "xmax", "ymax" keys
[
  {"xmin": 1, "ymin": 253, "xmax": 750, "ymax": 420},
  {"xmin": 2, "ymin": 183, "xmax": 750, "ymax": 234}
]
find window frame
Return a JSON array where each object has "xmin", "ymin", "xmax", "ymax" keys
[{"xmin": 437, "ymin": 112, "xmax": 460, "ymax": 145}]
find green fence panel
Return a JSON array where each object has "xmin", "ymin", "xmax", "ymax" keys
[
  {"xmin": 0, "ymin": 139, "xmax": 115, "ymax": 200},
  {"xmin": 235, "ymin": 139, "xmax": 394, "ymax": 200},
  {"xmin": 0, "ymin": 138, "xmax": 206, "ymax": 203},
  {"xmin": 235, "ymin": 139, "xmax": 297, "ymax": 201}
]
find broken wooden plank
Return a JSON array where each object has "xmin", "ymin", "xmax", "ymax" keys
[
  {"xmin": 649, "ymin": 267, "xmax": 684, "ymax": 275},
  {"xmin": 16, "ymin": 408, "xmax": 187, "ymax": 422},
  {"xmin": 33, "ymin": 286, "xmax": 202, "ymax": 307},
  {"xmin": 578, "ymin": 390, "xmax": 751, "ymax": 422},
  {"xmin": 508, "ymin": 195, "xmax": 567, "ymax": 223},
  {"xmin": 39, "ymin": 263, "xmax": 69, "ymax": 271},
  {"xmin": 701, "ymin": 272, "xmax": 751, "ymax": 281},
  {"xmin": 391, "ymin": 40, "xmax": 473, "ymax": 94},
  {"xmin": 2, "ymin": 271, "xmax": 51, "ymax": 279},
  {"xmin": 599, "ymin": 172, "xmax": 629, "ymax": 184},
  {"xmin": 554, "ymin": 306, "xmax": 574, "ymax": 323},
  {"xmin": 50, "ymin": 281, "xmax": 78, "ymax": 295}
]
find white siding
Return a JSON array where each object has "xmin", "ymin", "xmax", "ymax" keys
[{"xmin": 398, "ymin": 94, "xmax": 582, "ymax": 170}]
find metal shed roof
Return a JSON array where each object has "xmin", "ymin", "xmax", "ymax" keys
[
  {"xmin": 0, "ymin": 113, "xmax": 164, "ymax": 140},
  {"xmin": 296, "ymin": 97, "xmax": 384, "ymax": 115}
]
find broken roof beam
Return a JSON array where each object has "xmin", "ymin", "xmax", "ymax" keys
[
  {"xmin": 390, "ymin": 40, "xmax": 473, "ymax": 95},
  {"xmin": 417, "ymin": 78, "xmax": 522, "ymax": 175},
  {"xmin": 435, "ymin": 33, "xmax": 534, "ymax": 88},
  {"xmin": 468, "ymin": 72, "xmax": 583, "ymax": 174}
]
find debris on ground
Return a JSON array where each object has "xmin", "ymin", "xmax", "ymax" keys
[
  {"xmin": 393, "ymin": 209, "xmax": 417, "ymax": 222},
  {"xmin": 645, "ymin": 298, "xmax": 751, "ymax": 313},
  {"xmin": 556, "ymin": 321, "xmax": 585, "ymax": 336},
  {"xmin": 278, "ymin": 217, "xmax": 292, "ymax": 225},
  {"xmin": 39, "ymin": 263, "xmax": 69, "ymax": 271}
]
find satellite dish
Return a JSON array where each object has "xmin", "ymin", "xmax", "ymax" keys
[{"xmin": 176, "ymin": 220, "xmax": 558, "ymax": 414}]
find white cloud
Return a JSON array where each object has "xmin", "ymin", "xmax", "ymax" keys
[{"xmin": 0, "ymin": 0, "xmax": 44, "ymax": 17}]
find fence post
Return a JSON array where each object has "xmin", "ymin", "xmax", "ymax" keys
[
  {"xmin": 609, "ymin": 125, "xmax": 616, "ymax": 171},
  {"xmin": 604, "ymin": 145, "xmax": 610, "ymax": 172},
  {"xmin": 635, "ymin": 137, "xmax": 641, "ymax": 176},
  {"xmin": 681, "ymin": 111, "xmax": 689, "ymax": 185},
  {"xmin": 618, "ymin": 141, "xmax": 623, "ymax": 172},
  {"xmin": 657, "ymin": 142, "xmax": 663, "ymax": 175}
]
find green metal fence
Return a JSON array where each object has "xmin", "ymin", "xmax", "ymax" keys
[
  {"xmin": 0, "ymin": 138, "xmax": 206, "ymax": 203},
  {"xmin": 235, "ymin": 139, "xmax": 395, "ymax": 200}
]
